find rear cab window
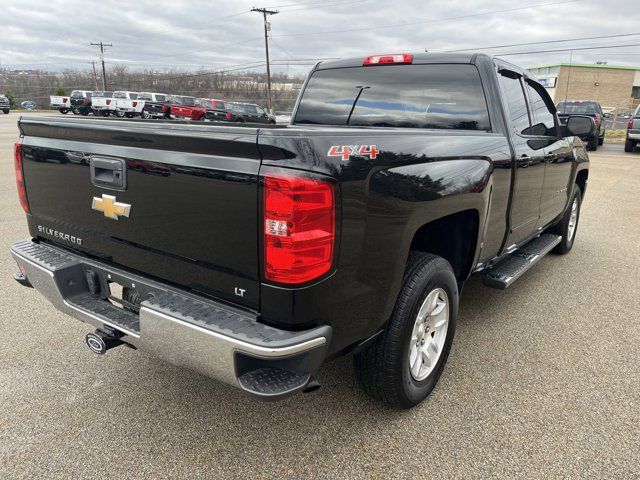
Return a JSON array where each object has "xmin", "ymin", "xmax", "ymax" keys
[
  {"xmin": 556, "ymin": 101, "xmax": 599, "ymax": 115},
  {"xmin": 294, "ymin": 63, "xmax": 491, "ymax": 131}
]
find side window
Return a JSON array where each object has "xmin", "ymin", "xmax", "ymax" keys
[
  {"xmin": 130, "ymin": 93, "xmax": 138, "ymax": 100},
  {"xmin": 525, "ymin": 81, "xmax": 556, "ymax": 136},
  {"xmin": 499, "ymin": 73, "xmax": 531, "ymax": 135}
]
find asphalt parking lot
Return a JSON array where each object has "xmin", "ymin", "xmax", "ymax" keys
[{"xmin": 1, "ymin": 112, "xmax": 639, "ymax": 478}]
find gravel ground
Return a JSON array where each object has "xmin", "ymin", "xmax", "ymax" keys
[{"xmin": 1, "ymin": 112, "xmax": 639, "ymax": 479}]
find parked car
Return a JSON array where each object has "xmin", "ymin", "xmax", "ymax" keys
[
  {"xmin": 144, "ymin": 94, "xmax": 174, "ymax": 119},
  {"xmin": 90, "ymin": 91, "xmax": 115, "ymax": 117},
  {"xmin": 110, "ymin": 92, "xmax": 139, "ymax": 118},
  {"xmin": 204, "ymin": 101, "xmax": 275, "ymax": 124},
  {"xmin": 170, "ymin": 97, "xmax": 224, "ymax": 121},
  {"xmin": 231, "ymin": 102, "xmax": 276, "ymax": 123},
  {"xmin": 0, "ymin": 95, "xmax": 10, "ymax": 114},
  {"xmin": 117, "ymin": 92, "xmax": 168, "ymax": 119},
  {"xmin": 169, "ymin": 96, "xmax": 199, "ymax": 120},
  {"xmin": 624, "ymin": 105, "xmax": 640, "ymax": 152},
  {"xmin": 50, "ymin": 95, "xmax": 71, "ymax": 114},
  {"xmin": 69, "ymin": 90, "xmax": 93, "ymax": 115},
  {"xmin": 11, "ymin": 52, "xmax": 591, "ymax": 408},
  {"xmin": 556, "ymin": 100, "xmax": 605, "ymax": 151}
]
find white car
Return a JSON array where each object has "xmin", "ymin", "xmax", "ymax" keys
[
  {"xmin": 111, "ymin": 91, "xmax": 139, "ymax": 118},
  {"xmin": 50, "ymin": 95, "xmax": 71, "ymax": 114},
  {"xmin": 117, "ymin": 92, "xmax": 167, "ymax": 118},
  {"xmin": 89, "ymin": 91, "xmax": 115, "ymax": 116}
]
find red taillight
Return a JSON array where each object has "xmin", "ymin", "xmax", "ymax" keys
[
  {"xmin": 106, "ymin": 99, "xmax": 111, "ymax": 105},
  {"xmin": 132, "ymin": 101, "xmax": 137, "ymax": 107},
  {"xmin": 264, "ymin": 174, "xmax": 335, "ymax": 284},
  {"xmin": 63, "ymin": 97, "xmax": 68, "ymax": 102},
  {"xmin": 594, "ymin": 116, "xmax": 600, "ymax": 125},
  {"xmin": 83, "ymin": 98, "xmax": 89, "ymax": 105},
  {"xmin": 628, "ymin": 119, "xmax": 634, "ymax": 129},
  {"xmin": 363, "ymin": 53, "xmax": 413, "ymax": 66},
  {"xmin": 225, "ymin": 112, "xmax": 232, "ymax": 119},
  {"xmin": 162, "ymin": 105, "xmax": 168, "ymax": 111},
  {"xmin": 14, "ymin": 141, "xmax": 29, "ymax": 213}
]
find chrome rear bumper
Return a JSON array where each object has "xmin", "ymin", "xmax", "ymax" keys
[{"xmin": 11, "ymin": 239, "xmax": 330, "ymax": 400}]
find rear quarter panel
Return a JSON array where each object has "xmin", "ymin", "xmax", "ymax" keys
[{"xmin": 258, "ymin": 127, "xmax": 512, "ymax": 354}]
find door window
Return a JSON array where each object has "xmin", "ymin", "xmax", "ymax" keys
[
  {"xmin": 525, "ymin": 81, "xmax": 556, "ymax": 137},
  {"xmin": 498, "ymin": 73, "xmax": 531, "ymax": 135}
]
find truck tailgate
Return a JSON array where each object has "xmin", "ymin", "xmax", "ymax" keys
[{"xmin": 18, "ymin": 117, "xmax": 262, "ymax": 308}]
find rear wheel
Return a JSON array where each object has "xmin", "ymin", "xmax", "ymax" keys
[
  {"xmin": 59, "ymin": 108, "xmax": 69, "ymax": 114},
  {"xmin": 72, "ymin": 108, "xmax": 80, "ymax": 115},
  {"xmin": 80, "ymin": 110, "xmax": 89, "ymax": 116},
  {"xmin": 2, "ymin": 109, "xmax": 9, "ymax": 114},
  {"xmin": 354, "ymin": 253, "xmax": 458, "ymax": 408},
  {"xmin": 551, "ymin": 186, "xmax": 582, "ymax": 254},
  {"xmin": 141, "ymin": 109, "xmax": 150, "ymax": 119},
  {"xmin": 624, "ymin": 139, "xmax": 637, "ymax": 152},
  {"xmin": 114, "ymin": 110, "xmax": 125, "ymax": 118},
  {"xmin": 586, "ymin": 136, "xmax": 598, "ymax": 151},
  {"xmin": 125, "ymin": 112, "xmax": 135, "ymax": 118}
]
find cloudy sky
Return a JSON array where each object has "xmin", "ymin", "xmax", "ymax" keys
[{"xmin": 1, "ymin": 0, "xmax": 639, "ymax": 76}]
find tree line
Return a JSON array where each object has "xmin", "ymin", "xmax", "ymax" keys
[{"xmin": 0, "ymin": 66, "xmax": 305, "ymax": 113}]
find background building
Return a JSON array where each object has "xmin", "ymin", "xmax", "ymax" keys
[{"xmin": 527, "ymin": 63, "xmax": 640, "ymax": 114}]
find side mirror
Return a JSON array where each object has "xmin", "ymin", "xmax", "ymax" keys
[
  {"xmin": 564, "ymin": 115, "xmax": 595, "ymax": 137},
  {"xmin": 603, "ymin": 112, "xmax": 611, "ymax": 118}
]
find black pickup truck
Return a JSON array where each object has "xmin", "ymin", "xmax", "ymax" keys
[{"xmin": 11, "ymin": 53, "xmax": 592, "ymax": 408}]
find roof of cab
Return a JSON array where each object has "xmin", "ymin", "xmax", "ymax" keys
[{"xmin": 316, "ymin": 52, "xmax": 485, "ymax": 70}]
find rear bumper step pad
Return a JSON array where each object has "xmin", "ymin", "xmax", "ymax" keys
[{"xmin": 10, "ymin": 238, "xmax": 330, "ymax": 400}]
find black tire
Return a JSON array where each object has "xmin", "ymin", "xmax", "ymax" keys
[
  {"xmin": 92, "ymin": 109, "xmax": 99, "ymax": 116},
  {"xmin": 72, "ymin": 108, "xmax": 80, "ymax": 115},
  {"xmin": 551, "ymin": 186, "xmax": 582, "ymax": 254},
  {"xmin": 586, "ymin": 136, "xmax": 598, "ymax": 151},
  {"xmin": 3, "ymin": 109, "xmax": 10, "ymax": 114},
  {"xmin": 59, "ymin": 108, "xmax": 69, "ymax": 114},
  {"xmin": 80, "ymin": 110, "xmax": 89, "ymax": 116},
  {"xmin": 354, "ymin": 253, "xmax": 458, "ymax": 408},
  {"xmin": 141, "ymin": 109, "xmax": 150, "ymax": 119},
  {"xmin": 624, "ymin": 139, "xmax": 637, "ymax": 152},
  {"xmin": 598, "ymin": 134, "xmax": 604, "ymax": 146},
  {"xmin": 114, "ymin": 110, "xmax": 125, "ymax": 118},
  {"xmin": 125, "ymin": 112, "xmax": 135, "ymax": 118}
]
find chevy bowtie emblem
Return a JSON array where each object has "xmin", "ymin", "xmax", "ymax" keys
[{"xmin": 91, "ymin": 194, "xmax": 131, "ymax": 220}]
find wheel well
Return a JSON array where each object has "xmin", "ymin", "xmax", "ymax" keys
[
  {"xmin": 576, "ymin": 170, "xmax": 588, "ymax": 196},
  {"xmin": 409, "ymin": 210, "xmax": 479, "ymax": 281}
]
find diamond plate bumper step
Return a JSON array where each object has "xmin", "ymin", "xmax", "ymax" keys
[{"xmin": 483, "ymin": 234, "xmax": 561, "ymax": 290}]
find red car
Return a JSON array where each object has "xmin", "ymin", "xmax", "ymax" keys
[{"xmin": 170, "ymin": 97, "xmax": 225, "ymax": 121}]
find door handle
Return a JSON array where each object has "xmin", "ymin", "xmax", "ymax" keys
[
  {"xmin": 90, "ymin": 157, "xmax": 127, "ymax": 190},
  {"xmin": 544, "ymin": 154, "xmax": 555, "ymax": 161}
]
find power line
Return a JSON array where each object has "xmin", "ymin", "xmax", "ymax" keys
[
  {"xmin": 496, "ymin": 42, "xmax": 640, "ymax": 56},
  {"xmin": 272, "ymin": 0, "xmax": 578, "ymax": 37},
  {"xmin": 443, "ymin": 32, "xmax": 640, "ymax": 53}
]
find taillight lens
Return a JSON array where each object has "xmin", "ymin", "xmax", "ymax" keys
[
  {"xmin": 162, "ymin": 105, "xmax": 168, "ymax": 111},
  {"xmin": 83, "ymin": 98, "xmax": 89, "ymax": 105},
  {"xmin": 14, "ymin": 141, "xmax": 30, "ymax": 213},
  {"xmin": 225, "ymin": 112, "xmax": 232, "ymax": 119},
  {"xmin": 132, "ymin": 101, "xmax": 137, "ymax": 107},
  {"xmin": 593, "ymin": 116, "xmax": 600, "ymax": 125},
  {"xmin": 264, "ymin": 174, "xmax": 335, "ymax": 284},
  {"xmin": 628, "ymin": 119, "xmax": 634, "ymax": 129},
  {"xmin": 106, "ymin": 99, "xmax": 111, "ymax": 105},
  {"xmin": 63, "ymin": 97, "xmax": 68, "ymax": 102}
]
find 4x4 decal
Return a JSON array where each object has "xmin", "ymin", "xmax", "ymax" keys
[{"xmin": 328, "ymin": 145, "xmax": 378, "ymax": 161}]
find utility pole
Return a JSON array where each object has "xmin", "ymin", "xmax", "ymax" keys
[
  {"xmin": 90, "ymin": 61, "xmax": 99, "ymax": 90},
  {"xmin": 251, "ymin": 7, "xmax": 278, "ymax": 114},
  {"xmin": 90, "ymin": 41, "xmax": 113, "ymax": 91}
]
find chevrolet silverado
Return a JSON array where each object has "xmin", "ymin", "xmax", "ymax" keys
[{"xmin": 11, "ymin": 53, "xmax": 592, "ymax": 408}]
